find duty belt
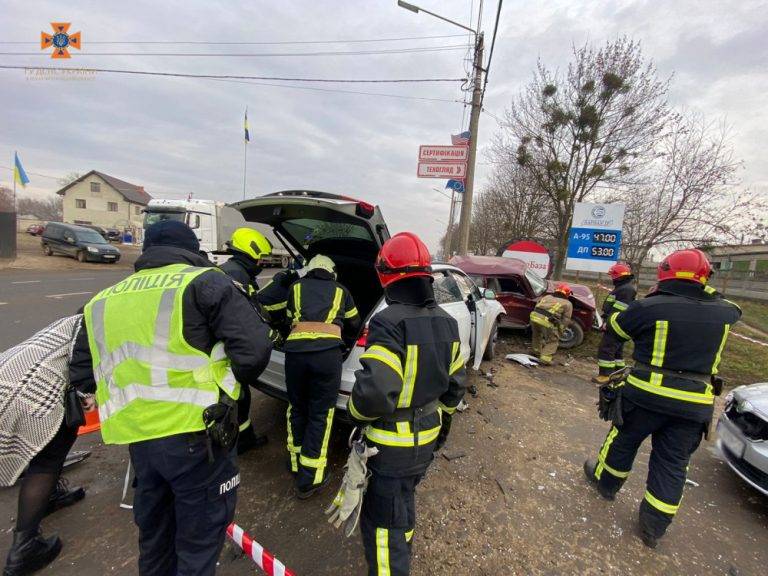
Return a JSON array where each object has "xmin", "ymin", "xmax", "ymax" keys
[
  {"xmin": 291, "ymin": 321, "xmax": 341, "ymax": 337},
  {"xmin": 379, "ymin": 400, "xmax": 440, "ymax": 460},
  {"xmin": 633, "ymin": 362, "xmax": 711, "ymax": 384}
]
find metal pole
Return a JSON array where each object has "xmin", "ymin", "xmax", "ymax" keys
[
  {"xmin": 242, "ymin": 138, "xmax": 248, "ymax": 200},
  {"xmin": 456, "ymin": 33, "xmax": 484, "ymax": 256},
  {"xmin": 445, "ymin": 189, "xmax": 456, "ymax": 257}
]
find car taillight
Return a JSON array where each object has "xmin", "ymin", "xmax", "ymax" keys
[
  {"xmin": 356, "ymin": 327, "xmax": 369, "ymax": 347},
  {"xmin": 356, "ymin": 202, "xmax": 375, "ymax": 218}
]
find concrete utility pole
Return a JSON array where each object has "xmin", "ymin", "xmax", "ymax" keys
[
  {"xmin": 444, "ymin": 189, "xmax": 456, "ymax": 257},
  {"xmin": 456, "ymin": 33, "xmax": 484, "ymax": 256}
]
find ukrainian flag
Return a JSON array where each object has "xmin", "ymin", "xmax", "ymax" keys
[
  {"xmin": 14, "ymin": 152, "xmax": 30, "ymax": 188},
  {"xmin": 244, "ymin": 109, "xmax": 250, "ymax": 143}
]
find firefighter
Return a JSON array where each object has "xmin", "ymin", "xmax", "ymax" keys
[
  {"xmin": 220, "ymin": 227, "xmax": 274, "ymax": 454},
  {"xmin": 77, "ymin": 220, "xmax": 272, "ymax": 575},
  {"xmin": 256, "ymin": 268, "xmax": 300, "ymax": 339},
  {"xmin": 284, "ymin": 254, "xmax": 360, "ymax": 498},
  {"xmin": 529, "ymin": 283, "xmax": 574, "ymax": 365},
  {"xmin": 592, "ymin": 263, "xmax": 637, "ymax": 384},
  {"xmin": 348, "ymin": 232, "xmax": 467, "ymax": 576},
  {"xmin": 584, "ymin": 249, "xmax": 741, "ymax": 548}
]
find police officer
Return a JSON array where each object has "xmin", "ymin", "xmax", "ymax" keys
[
  {"xmin": 76, "ymin": 220, "xmax": 272, "ymax": 575},
  {"xmin": 593, "ymin": 263, "xmax": 637, "ymax": 384},
  {"xmin": 584, "ymin": 249, "xmax": 741, "ymax": 548},
  {"xmin": 348, "ymin": 232, "xmax": 467, "ymax": 576},
  {"xmin": 220, "ymin": 227, "xmax": 274, "ymax": 453},
  {"xmin": 256, "ymin": 268, "xmax": 299, "ymax": 339},
  {"xmin": 529, "ymin": 283, "xmax": 574, "ymax": 365},
  {"xmin": 284, "ymin": 254, "xmax": 359, "ymax": 498}
]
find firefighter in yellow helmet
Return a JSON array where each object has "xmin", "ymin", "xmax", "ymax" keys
[
  {"xmin": 529, "ymin": 282, "xmax": 574, "ymax": 365},
  {"xmin": 220, "ymin": 227, "xmax": 273, "ymax": 454}
]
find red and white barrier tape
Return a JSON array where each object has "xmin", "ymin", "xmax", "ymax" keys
[
  {"xmin": 227, "ymin": 523, "xmax": 296, "ymax": 576},
  {"xmin": 731, "ymin": 331, "xmax": 768, "ymax": 347}
]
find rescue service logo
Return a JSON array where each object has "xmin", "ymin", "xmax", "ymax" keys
[{"xmin": 40, "ymin": 22, "xmax": 81, "ymax": 59}]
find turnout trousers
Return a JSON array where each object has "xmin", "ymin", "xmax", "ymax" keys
[
  {"xmin": 284, "ymin": 347, "xmax": 342, "ymax": 491},
  {"xmin": 129, "ymin": 434, "xmax": 239, "ymax": 576},
  {"xmin": 597, "ymin": 330, "xmax": 626, "ymax": 376},
  {"xmin": 531, "ymin": 323, "xmax": 559, "ymax": 362},
  {"xmin": 590, "ymin": 400, "xmax": 705, "ymax": 539},
  {"xmin": 361, "ymin": 473, "xmax": 421, "ymax": 576}
]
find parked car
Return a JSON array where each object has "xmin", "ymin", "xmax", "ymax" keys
[
  {"xmin": 716, "ymin": 382, "xmax": 768, "ymax": 496},
  {"xmin": 449, "ymin": 255, "xmax": 600, "ymax": 348},
  {"xmin": 41, "ymin": 222, "xmax": 121, "ymax": 263},
  {"xmin": 105, "ymin": 228, "xmax": 122, "ymax": 242},
  {"xmin": 231, "ymin": 190, "xmax": 505, "ymax": 414},
  {"xmin": 26, "ymin": 223, "xmax": 45, "ymax": 236}
]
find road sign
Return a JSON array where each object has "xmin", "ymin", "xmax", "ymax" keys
[
  {"xmin": 565, "ymin": 203, "xmax": 625, "ymax": 272},
  {"xmin": 499, "ymin": 239, "xmax": 552, "ymax": 278},
  {"xmin": 417, "ymin": 162, "xmax": 467, "ymax": 179},
  {"xmin": 418, "ymin": 145, "xmax": 469, "ymax": 163}
]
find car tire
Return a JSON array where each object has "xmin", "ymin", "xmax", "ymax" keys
[
  {"xmin": 43, "ymin": 244, "xmax": 53, "ymax": 256},
  {"xmin": 559, "ymin": 320, "xmax": 584, "ymax": 349},
  {"xmin": 482, "ymin": 320, "xmax": 498, "ymax": 361},
  {"xmin": 77, "ymin": 250, "xmax": 87, "ymax": 263}
]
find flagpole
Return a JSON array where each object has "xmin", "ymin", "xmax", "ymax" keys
[
  {"xmin": 243, "ymin": 137, "xmax": 247, "ymax": 200},
  {"xmin": 12, "ymin": 151, "xmax": 17, "ymax": 211}
]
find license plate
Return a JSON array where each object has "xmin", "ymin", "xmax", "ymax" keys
[{"xmin": 718, "ymin": 422, "xmax": 745, "ymax": 458}]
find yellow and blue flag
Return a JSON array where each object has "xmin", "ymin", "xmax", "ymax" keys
[
  {"xmin": 14, "ymin": 152, "xmax": 30, "ymax": 188},
  {"xmin": 244, "ymin": 109, "xmax": 250, "ymax": 143}
]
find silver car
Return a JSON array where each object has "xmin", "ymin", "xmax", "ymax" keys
[
  {"xmin": 716, "ymin": 382, "xmax": 768, "ymax": 496},
  {"xmin": 232, "ymin": 191, "xmax": 506, "ymax": 415}
]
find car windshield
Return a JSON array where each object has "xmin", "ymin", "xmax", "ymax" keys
[
  {"xmin": 77, "ymin": 230, "xmax": 108, "ymax": 244},
  {"xmin": 526, "ymin": 269, "xmax": 548, "ymax": 296},
  {"xmin": 282, "ymin": 217, "xmax": 373, "ymax": 249},
  {"xmin": 144, "ymin": 211, "xmax": 185, "ymax": 228}
]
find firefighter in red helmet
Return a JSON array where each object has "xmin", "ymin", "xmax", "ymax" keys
[
  {"xmin": 348, "ymin": 232, "xmax": 467, "ymax": 576},
  {"xmin": 592, "ymin": 263, "xmax": 637, "ymax": 384},
  {"xmin": 584, "ymin": 249, "xmax": 741, "ymax": 548},
  {"xmin": 529, "ymin": 282, "xmax": 574, "ymax": 365}
]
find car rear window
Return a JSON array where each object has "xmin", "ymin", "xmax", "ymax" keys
[{"xmin": 282, "ymin": 218, "xmax": 374, "ymax": 249}]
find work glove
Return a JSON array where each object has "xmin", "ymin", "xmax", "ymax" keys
[{"xmin": 325, "ymin": 433, "xmax": 378, "ymax": 537}]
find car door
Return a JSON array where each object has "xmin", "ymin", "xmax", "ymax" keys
[
  {"xmin": 62, "ymin": 230, "xmax": 78, "ymax": 257},
  {"xmin": 432, "ymin": 271, "xmax": 472, "ymax": 365},
  {"xmin": 451, "ymin": 270, "xmax": 490, "ymax": 369},
  {"xmin": 496, "ymin": 276, "xmax": 537, "ymax": 327}
]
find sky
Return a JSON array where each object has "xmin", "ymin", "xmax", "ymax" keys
[{"xmin": 2, "ymin": 0, "xmax": 767, "ymax": 251}]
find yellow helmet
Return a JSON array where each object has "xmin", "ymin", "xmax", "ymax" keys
[
  {"xmin": 228, "ymin": 227, "xmax": 273, "ymax": 261},
  {"xmin": 306, "ymin": 254, "xmax": 336, "ymax": 278}
]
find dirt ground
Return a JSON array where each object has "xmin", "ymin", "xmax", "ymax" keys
[
  {"xmin": 0, "ymin": 233, "xmax": 139, "ymax": 270},
  {"xmin": 1, "ymin": 337, "xmax": 766, "ymax": 575}
]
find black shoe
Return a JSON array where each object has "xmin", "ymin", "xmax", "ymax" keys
[
  {"xmin": 237, "ymin": 428, "xmax": 268, "ymax": 455},
  {"xmin": 3, "ymin": 529, "xmax": 62, "ymax": 576},
  {"xmin": 296, "ymin": 475, "xmax": 331, "ymax": 500},
  {"xmin": 44, "ymin": 478, "xmax": 85, "ymax": 518},
  {"xmin": 583, "ymin": 460, "xmax": 615, "ymax": 501},
  {"xmin": 638, "ymin": 525, "xmax": 659, "ymax": 549}
]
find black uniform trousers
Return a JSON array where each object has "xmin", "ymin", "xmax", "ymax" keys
[
  {"xmin": 285, "ymin": 347, "xmax": 342, "ymax": 491},
  {"xmin": 361, "ymin": 473, "xmax": 421, "ymax": 576},
  {"xmin": 597, "ymin": 330, "xmax": 626, "ymax": 375},
  {"xmin": 129, "ymin": 434, "xmax": 239, "ymax": 576},
  {"xmin": 592, "ymin": 400, "xmax": 705, "ymax": 538}
]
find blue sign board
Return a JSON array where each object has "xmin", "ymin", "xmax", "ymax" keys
[
  {"xmin": 565, "ymin": 203, "xmax": 625, "ymax": 272},
  {"xmin": 566, "ymin": 228, "xmax": 622, "ymax": 260}
]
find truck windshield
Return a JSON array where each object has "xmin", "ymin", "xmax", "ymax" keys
[
  {"xmin": 526, "ymin": 269, "xmax": 548, "ymax": 296},
  {"xmin": 144, "ymin": 211, "xmax": 185, "ymax": 228}
]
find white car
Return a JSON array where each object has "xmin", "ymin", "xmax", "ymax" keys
[{"xmin": 232, "ymin": 191, "xmax": 506, "ymax": 414}]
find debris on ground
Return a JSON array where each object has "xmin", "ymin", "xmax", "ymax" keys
[{"xmin": 505, "ymin": 353, "xmax": 540, "ymax": 367}]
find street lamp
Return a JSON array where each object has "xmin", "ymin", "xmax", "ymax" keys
[{"xmin": 398, "ymin": 1, "xmax": 483, "ymax": 256}]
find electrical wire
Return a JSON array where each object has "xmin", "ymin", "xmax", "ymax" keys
[
  {"xmin": 0, "ymin": 165, "xmax": 61, "ymax": 180},
  {"xmin": 0, "ymin": 65, "xmax": 466, "ymax": 84},
  {"xmin": 0, "ymin": 34, "xmax": 468, "ymax": 46},
  {"xmin": 480, "ymin": 0, "xmax": 503, "ymax": 106},
  {"xmin": 0, "ymin": 45, "xmax": 469, "ymax": 58}
]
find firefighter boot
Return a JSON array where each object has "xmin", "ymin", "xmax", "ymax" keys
[
  {"xmin": 3, "ymin": 529, "xmax": 62, "ymax": 576},
  {"xmin": 583, "ymin": 460, "xmax": 616, "ymax": 501}
]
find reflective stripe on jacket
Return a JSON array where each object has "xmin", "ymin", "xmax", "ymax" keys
[
  {"xmin": 83, "ymin": 264, "xmax": 240, "ymax": 445},
  {"xmin": 602, "ymin": 277, "xmax": 636, "ymax": 318},
  {"xmin": 531, "ymin": 295, "xmax": 573, "ymax": 333}
]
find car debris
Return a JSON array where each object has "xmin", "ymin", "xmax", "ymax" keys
[{"xmin": 505, "ymin": 353, "xmax": 540, "ymax": 367}]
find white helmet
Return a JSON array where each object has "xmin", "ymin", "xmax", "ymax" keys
[{"xmin": 305, "ymin": 254, "xmax": 336, "ymax": 278}]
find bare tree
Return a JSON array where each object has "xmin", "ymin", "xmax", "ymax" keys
[
  {"xmin": 57, "ymin": 172, "xmax": 81, "ymax": 187},
  {"xmin": 502, "ymin": 37, "xmax": 670, "ymax": 278},
  {"xmin": 616, "ymin": 113, "xmax": 763, "ymax": 269},
  {"xmin": 0, "ymin": 187, "xmax": 12, "ymax": 212},
  {"xmin": 16, "ymin": 196, "xmax": 63, "ymax": 221}
]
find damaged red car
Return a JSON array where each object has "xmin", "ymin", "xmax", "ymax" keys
[{"xmin": 450, "ymin": 255, "xmax": 601, "ymax": 348}]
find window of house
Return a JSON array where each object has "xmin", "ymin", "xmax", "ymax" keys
[
  {"xmin": 90, "ymin": 182, "xmax": 101, "ymax": 193},
  {"xmin": 108, "ymin": 202, "xmax": 118, "ymax": 212},
  {"xmin": 75, "ymin": 199, "xmax": 86, "ymax": 209},
  {"xmin": 134, "ymin": 205, "xmax": 141, "ymax": 216}
]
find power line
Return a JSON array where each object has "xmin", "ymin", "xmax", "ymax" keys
[
  {"xmin": 0, "ymin": 45, "xmax": 469, "ymax": 58},
  {"xmin": 0, "ymin": 65, "xmax": 466, "ymax": 84},
  {"xmin": 0, "ymin": 165, "xmax": 61, "ymax": 180},
  {"xmin": 0, "ymin": 33, "xmax": 467, "ymax": 46},
  {"xmin": 480, "ymin": 0, "xmax": 503, "ymax": 106}
]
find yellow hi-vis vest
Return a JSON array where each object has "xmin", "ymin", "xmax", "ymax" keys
[{"xmin": 83, "ymin": 264, "xmax": 241, "ymax": 445}]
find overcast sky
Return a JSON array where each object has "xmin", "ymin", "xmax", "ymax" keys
[{"xmin": 2, "ymin": 0, "xmax": 766, "ymax": 250}]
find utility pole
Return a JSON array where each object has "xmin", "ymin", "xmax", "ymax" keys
[
  {"xmin": 444, "ymin": 189, "xmax": 456, "ymax": 257},
  {"xmin": 456, "ymin": 33, "xmax": 484, "ymax": 256}
]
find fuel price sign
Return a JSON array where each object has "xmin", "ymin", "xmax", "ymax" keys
[{"xmin": 565, "ymin": 203, "xmax": 625, "ymax": 272}]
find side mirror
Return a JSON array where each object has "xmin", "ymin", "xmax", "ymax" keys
[
  {"xmin": 484, "ymin": 289, "xmax": 496, "ymax": 300},
  {"xmin": 65, "ymin": 236, "xmax": 75, "ymax": 244}
]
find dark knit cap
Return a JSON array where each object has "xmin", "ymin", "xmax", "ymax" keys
[{"xmin": 142, "ymin": 220, "xmax": 200, "ymax": 253}]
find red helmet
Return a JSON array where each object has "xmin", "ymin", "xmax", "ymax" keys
[
  {"xmin": 657, "ymin": 249, "xmax": 712, "ymax": 284},
  {"xmin": 608, "ymin": 262, "xmax": 632, "ymax": 280},
  {"xmin": 554, "ymin": 282, "xmax": 572, "ymax": 298},
  {"xmin": 375, "ymin": 232, "xmax": 432, "ymax": 287}
]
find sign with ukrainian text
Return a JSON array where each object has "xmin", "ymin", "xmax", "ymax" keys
[
  {"xmin": 565, "ymin": 202, "xmax": 624, "ymax": 273},
  {"xmin": 417, "ymin": 162, "xmax": 467, "ymax": 179},
  {"xmin": 418, "ymin": 145, "xmax": 469, "ymax": 163}
]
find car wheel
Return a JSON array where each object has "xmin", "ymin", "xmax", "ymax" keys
[
  {"xmin": 281, "ymin": 255, "xmax": 290, "ymax": 268},
  {"xmin": 43, "ymin": 244, "xmax": 53, "ymax": 256},
  {"xmin": 558, "ymin": 320, "xmax": 584, "ymax": 349},
  {"xmin": 77, "ymin": 250, "xmax": 87, "ymax": 263},
  {"xmin": 482, "ymin": 320, "xmax": 498, "ymax": 361}
]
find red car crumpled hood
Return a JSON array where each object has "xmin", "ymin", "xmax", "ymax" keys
[{"xmin": 546, "ymin": 280, "xmax": 596, "ymax": 310}]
